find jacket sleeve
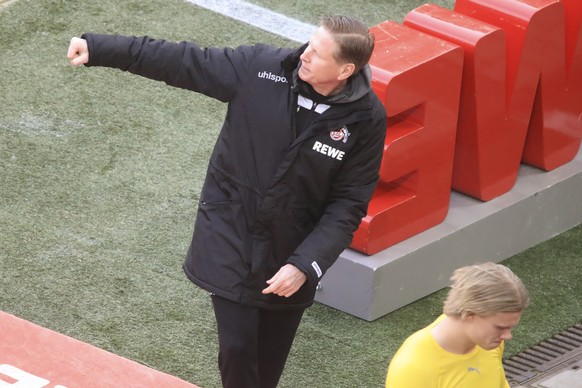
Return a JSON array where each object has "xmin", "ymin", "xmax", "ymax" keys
[
  {"xmin": 81, "ymin": 33, "xmax": 247, "ymax": 102},
  {"xmin": 287, "ymin": 98, "xmax": 387, "ymax": 283}
]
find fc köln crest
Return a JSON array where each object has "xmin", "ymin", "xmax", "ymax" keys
[{"xmin": 330, "ymin": 126, "xmax": 351, "ymax": 143}]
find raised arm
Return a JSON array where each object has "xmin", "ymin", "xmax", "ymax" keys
[{"xmin": 65, "ymin": 33, "xmax": 245, "ymax": 102}]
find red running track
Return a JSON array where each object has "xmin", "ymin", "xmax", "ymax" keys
[{"xmin": 0, "ymin": 311, "xmax": 200, "ymax": 387}]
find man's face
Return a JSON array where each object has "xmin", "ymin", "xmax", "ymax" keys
[
  {"xmin": 298, "ymin": 26, "xmax": 346, "ymax": 94},
  {"xmin": 465, "ymin": 311, "xmax": 522, "ymax": 350}
]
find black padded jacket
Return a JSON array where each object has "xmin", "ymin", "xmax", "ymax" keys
[{"xmin": 82, "ymin": 33, "xmax": 387, "ymax": 310}]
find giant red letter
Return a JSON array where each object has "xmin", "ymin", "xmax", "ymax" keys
[
  {"xmin": 350, "ymin": 21, "xmax": 463, "ymax": 254},
  {"xmin": 454, "ymin": 0, "xmax": 582, "ymax": 173}
]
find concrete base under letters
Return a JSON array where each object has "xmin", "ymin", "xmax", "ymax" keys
[{"xmin": 315, "ymin": 146, "xmax": 582, "ymax": 321}]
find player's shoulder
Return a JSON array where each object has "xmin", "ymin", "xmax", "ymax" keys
[{"xmin": 391, "ymin": 316, "xmax": 444, "ymax": 364}]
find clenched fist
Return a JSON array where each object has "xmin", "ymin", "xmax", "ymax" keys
[{"xmin": 67, "ymin": 37, "xmax": 89, "ymax": 66}]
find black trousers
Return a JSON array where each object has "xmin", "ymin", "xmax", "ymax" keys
[{"xmin": 211, "ymin": 295, "xmax": 305, "ymax": 388}]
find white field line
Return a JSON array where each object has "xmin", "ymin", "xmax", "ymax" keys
[
  {"xmin": 184, "ymin": 0, "xmax": 314, "ymax": 43},
  {"xmin": 0, "ymin": 0, "xmax": 19, "ymax": 10}
]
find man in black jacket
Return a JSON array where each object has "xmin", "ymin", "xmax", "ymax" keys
[{"xmin": 68, "ymin": 15, "xmax": 386, "ymax": 388}]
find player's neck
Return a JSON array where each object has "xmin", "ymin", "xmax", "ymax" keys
[{"xmin": 431, "ymin": 316, "xmax": 476, "ymax": 354}]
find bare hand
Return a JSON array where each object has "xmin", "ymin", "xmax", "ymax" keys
[
  {"xmin": 262, "ymin": 264, "xmax": 307, "ymax": 298},
  {"xmin": 67, "ymin": 37, "xmax": 89, "ymax": 66}
]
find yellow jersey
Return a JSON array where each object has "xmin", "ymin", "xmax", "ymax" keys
[{"xmin": 385, "ymin": 315, "xmax": 510, "ymax": 388}]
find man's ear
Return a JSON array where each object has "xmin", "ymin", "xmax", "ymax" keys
[
  {"xmin": 338, "ymin": 63, "xmax": 355, "ymax": 81},
  {"xmin": 463, "ymin": 312, "xmax": 476, "ymax": 322}
]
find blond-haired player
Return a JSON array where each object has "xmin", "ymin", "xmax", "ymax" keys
[{"xmin": 386, "ymin": 262, "xmax": 529, "ymax": 388}]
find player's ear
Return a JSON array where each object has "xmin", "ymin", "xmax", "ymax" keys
[{"xmin": 464, "ymin": 312, "xmax": 477, "ymax": 322}]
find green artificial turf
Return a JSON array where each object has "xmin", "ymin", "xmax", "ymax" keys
[{"xmin": 1, "ymin": 1, "xmax": 580, "ymax": 387}]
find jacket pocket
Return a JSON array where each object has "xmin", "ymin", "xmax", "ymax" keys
[{"xmin": 190, "ymin": 199, "xmax": 250, "ymax": 293}]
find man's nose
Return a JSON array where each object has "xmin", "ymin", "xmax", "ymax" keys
[{"xmin": 500, "ymin": 330, "xmax": 512, "ymax": 341}]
